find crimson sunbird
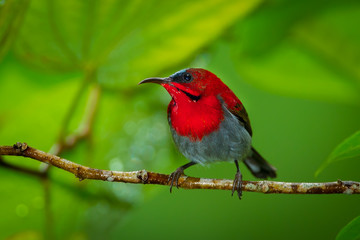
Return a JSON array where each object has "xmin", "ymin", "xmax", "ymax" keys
[{"xmin": 139, "ymin": 68, "xmax": 276, "ymax": 199}]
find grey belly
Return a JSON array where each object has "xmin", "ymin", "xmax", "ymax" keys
[{"xmin": 170, "ymin": 107, "xmax": 252, "ymax": 165}]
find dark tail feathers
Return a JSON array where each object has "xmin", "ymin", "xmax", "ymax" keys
[{"xmin": 244, "ymin": 147, "xmax": 277, "ymax": 179}]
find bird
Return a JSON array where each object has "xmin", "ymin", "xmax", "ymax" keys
[{"xmin": 138, "ymin": 68, "xmax": 276, "ymax": 199}]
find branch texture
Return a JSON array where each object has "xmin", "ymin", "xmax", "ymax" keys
[{"xmin": 1, "ymin": 143, "xmax": 359, "ymax": 195}]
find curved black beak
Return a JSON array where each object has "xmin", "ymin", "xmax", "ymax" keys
[{"xmin": 138, "ymin": 77, "xmax": 172, "ymax": 85}]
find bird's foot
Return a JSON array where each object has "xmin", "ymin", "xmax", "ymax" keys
[
  {"xmin": 167, "ymin": 162, "xmax": 196, "ymax": 193},
  {"xmin": 232, "ymin": 171, "xmax": 243, "ymax": 200},
  {"xmin": 168, "ymin": 167, "xmax": 185, "ymax": 193}
]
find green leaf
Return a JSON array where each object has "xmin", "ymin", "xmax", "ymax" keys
[
  {"xmin": 0, "ymin": 0, "xmax": 29, "ymax": 61},
  {"xmin": 316, "ymin": 131, "xmax": 360, "ymax": 176},
  {"xmin": 14, "ymin": 0, "xmax": 261, "ymax": 86},
  {"xmin": 336, "ymin": 216, "xmax": 360, "ymax": 240},
  {"xmin": 229, "ymin": 0, "xmax": 360, "ymax": 105},
  {"xmin": 97, "ymin": 0, "xmax": 262, "ymax": 88}
]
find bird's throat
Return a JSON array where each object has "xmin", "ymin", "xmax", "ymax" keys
[{"xmin": 168, "ymin": 95, "xmax": 224, "ymax": 141}]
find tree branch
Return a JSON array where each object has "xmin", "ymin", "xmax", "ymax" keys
[{"xmin": 1, "ymin": 143, "xmax": 359, "ymax": 195}]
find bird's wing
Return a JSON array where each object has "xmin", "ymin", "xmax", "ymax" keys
[{"xmin": 228, "ymin": 103, "xmax": 253, "ymax": 136}]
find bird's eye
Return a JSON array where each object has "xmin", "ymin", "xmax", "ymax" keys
[{"xmin": 183, "ymin": 72, "xmax": 193, "ymax": 82}]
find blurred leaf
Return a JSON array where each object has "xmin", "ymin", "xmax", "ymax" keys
[
  {"xmin": 230, "ymin": 0, "xmax": 360, "ymax": 105},
  {"xmin": 336, "ymin": 216, "xmax": 360, "ymax": 240},
  {"xmin": 14, "ymin": 0, "xmax": 261, "ymax": 86},
  {"xmin": 316, "ymin": 131, "xmax": 360, "ymax": 176},
  {"xmin": 0, "ymin": 0, "xmax": 29, "ymax": 61},
  {"xmin": 6, "ymin": 231, "xmax": 42, "ymax": 240},
  {"xmin": 97, "ymin": 0, "xmax": 261, "ymax": 88},
  {"xmin": 294, "ymin": 14, "xmax": 360, "ymax": 85},
  {"xmin": 232, "ymin": 0, "xmax": 326, "ymax": 56}
]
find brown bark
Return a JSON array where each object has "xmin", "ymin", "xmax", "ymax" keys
[{"xmin": 1, "ymin": 143, "xmax": 359, "ymax": 195}]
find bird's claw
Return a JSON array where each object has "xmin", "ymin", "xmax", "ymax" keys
[
  {"xmin": 168, "ymin": 168, "xmax": 184, "ymax": 193},
  {"xmin": 232, "ymin": 171, "xmax": 243, "ymax": 200}
]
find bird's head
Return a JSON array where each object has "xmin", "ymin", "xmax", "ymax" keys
[{"xmin": 138, "ymin": 68, "xmax": 228, "ymax": 102}]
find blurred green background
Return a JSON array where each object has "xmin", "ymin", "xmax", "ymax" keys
[{"xmin": 0, "ymin": 0, "xmax": 359, "ymax": 239}]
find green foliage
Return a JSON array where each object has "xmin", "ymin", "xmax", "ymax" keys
[
  {"xmin": 14, "ymin": 0, "xmax": 260, "ymax": 87},
  {"xmin": 316, "ymin": 130, "xmax": 360, "ymax": 176},
  {"xmin": 0, "ymin": 0, "xmax": 29, "ymax": 60},
  {"xmin": 228, "ymin": 0, "xmax": 360, "ymax": 105},
  {"xmin": 336, "ymin": 216, "xmax": 360, "ymax": 240},
  {"xmin": 1, "ymin": 0, "xmax": 360, "ymax": 239}
]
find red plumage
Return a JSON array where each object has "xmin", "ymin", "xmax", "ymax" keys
[
  {"xmin": 163, "ymin": 69, "xmax": 244, "ymax": 141},
  {"xmin": 139, "ymin": 68, "xmax": 276, "ymax": 199}
]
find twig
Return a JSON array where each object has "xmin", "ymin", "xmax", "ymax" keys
[
  {"xmin": 54, "ymin": 71, "xmax": 96, "ymax": 150},
  {"xmin": 50, "ymin": 83, "xmax": 101, "ymax": 155},
  {"xmin": 1, "ymin": 143, "xmax": 359, "ymax": 195},
  {"xmin": 0, "ymin": 155, "xmax": 131, "ymax": 208},
  {"xmin": 42, "ymin": 80, "xmax": 100, "ymax": 174}
]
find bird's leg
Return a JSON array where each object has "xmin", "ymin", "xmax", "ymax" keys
[
  {"xmin": 168, "ymin": 162, "xmax": 197, "ymax": 193},
  {"xmin": 232, "ymin": 159, "xmax": 243, "ymax": 199}
]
